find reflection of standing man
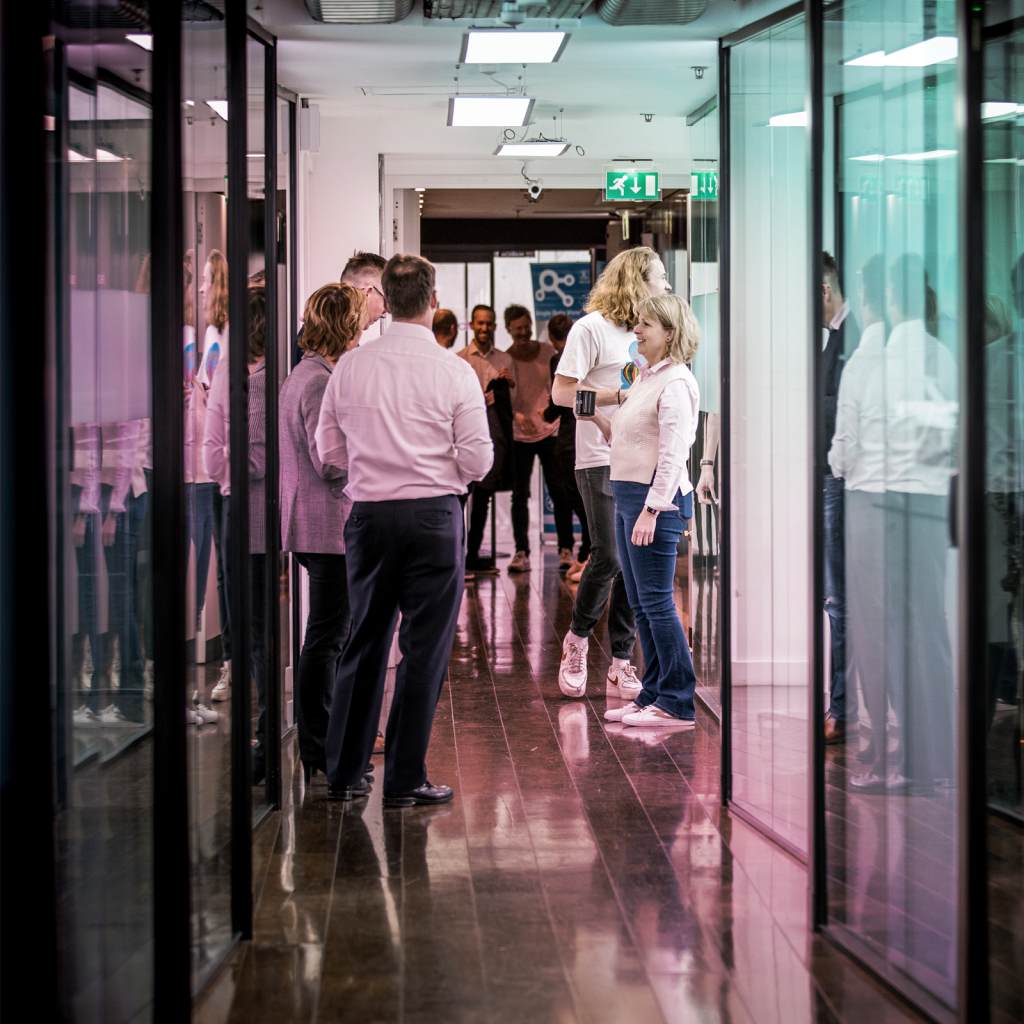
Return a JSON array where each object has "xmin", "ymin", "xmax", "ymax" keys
[
  {"xmin": 822, "ymin": 253, "xmax": 860, "ymax": 744},
  {"xmin": 458, "ymin": 305, "xmax": 515, "ymax": 572}
]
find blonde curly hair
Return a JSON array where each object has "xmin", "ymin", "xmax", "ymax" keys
[
  {"xmin": 586, "ymin": 246, "xmax": 660, "ymax": 328},
  {"xmin": 635, "ymin": 294, "xmax": 701, "ymax": 365},
  {"xmin": 300, "ymin": 282, "xmax": 367, "ymax": 359}
]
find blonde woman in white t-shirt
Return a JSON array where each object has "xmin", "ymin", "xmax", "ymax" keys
[
  {"xmin": 550, "ymin": 246, "xmax": 670, "ymax": 699},
  {"xmin": 578, "ymin": 294, "xmax": 701, "ymax": 726}
]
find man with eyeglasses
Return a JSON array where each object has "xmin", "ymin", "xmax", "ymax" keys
[{"xmin": 291, "ymin": 252, "xmax": 389, "ymax": 369}]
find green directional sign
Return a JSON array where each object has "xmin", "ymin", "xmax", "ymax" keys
[
  {"xmin": 691, "ymin": 170, "xmax": 718, "ymax": 200},
  {"xmin": 605, "ymin": 168, "xmax": 659, "ymax": 201}
]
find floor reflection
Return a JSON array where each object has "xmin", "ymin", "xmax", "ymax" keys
[{"xmin": 199, "ymin": 549, "xmax": 936, "ymax": 1024}]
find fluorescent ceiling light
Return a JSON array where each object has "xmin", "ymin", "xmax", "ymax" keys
[
  {"xmin": 982, "ymin": 101, "xmax": 1019, "ymax": 120},
  {"xmin": 495, "ymin": 141, "xmax": 569, "ymax": 157},
  {"xmin": 885, "ymin": 36, "xmax": 957, "ymax": 66},
  {"xmin": 246, "ymin": 153, "xmax": 265, "ymax": 158},
  {"xmin": 844, "ymin": 50, "xmax": 887, "ymax": 67},
  {"xmin": 461, "ymin": 31, "xmax": 568, "ymax": 64},
  {"xmin": 206, "ymin": 99, "xmax": 228, "ymax": 120},
  {"xmin": 448, "ymin": 95, "xmax": 533, "ymax": 127},
  {"xmin": 850, "ymin": 153, "xmax": 884, "ymax": 161},
  {"xmin": 768, "ymin": 110, "xmax": 807, "ymax": 127},
  {"xmin": 125, "ymin": 33, "xmax": 153, "ymax": 51},
  {"xmin": 844, "ymin": 36, "xmax": 958, "ymax": 67},
  {"xmin": 888, "ymin": 149, "xmax": 957, "ymax": 160},
  {"xmin": 96, "ymin": 146, "xmax": 125, "ymax": 161},
  {"xmin": 67, "ymin": 149, "xmax": 93, "ymax": 162}
]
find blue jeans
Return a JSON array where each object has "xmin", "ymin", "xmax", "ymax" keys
[
  {"xmin": 823, "ymin": 473, "xmax": 850, "ymax": 722},
  {"xmin": 612, "ymin": 481, "xmax": 696, "ymax": 721},
  {"xmin": 186, "ymin": 482, "xmax": 217, "ymax": 621}
]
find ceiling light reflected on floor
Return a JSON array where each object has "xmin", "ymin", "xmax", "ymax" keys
[
  {"xmin": 460, "ymin": 31, "xmax": 569, "ymax": 64},
  {"xmin": 448, "ymin": 95, "xmax": 534, "ymax": 127}
]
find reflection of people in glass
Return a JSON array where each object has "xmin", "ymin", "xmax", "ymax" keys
[
  {"xmin": 280, "ymin": 283, "xmax": 367, "ymax": 780},
  {"xmin": 985, "ymin": 262, "xmax": 1024, "ymax": 750},
  {"xmin": 831, "ymin": 255, "xmax": 887, "ymax": 770},
  {"xmin": 850, "ymin": 254, "xmax": 957, "ymax": 792},
  {"xmin": 197, "ymin": 249, "xmax": 233, "ymax": 701},
  {"xmin": 822, "ymin": 253, "xmax": 861, "ymax": 745}
]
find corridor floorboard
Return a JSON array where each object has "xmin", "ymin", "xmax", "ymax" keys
[{"xmin": 197, "ymin": 551, "xmax": 932, "ymax": 1024}]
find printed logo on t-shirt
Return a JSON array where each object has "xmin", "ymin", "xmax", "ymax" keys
[
  {"xmin": 183, "ymin": 341, "xmax": 196, "ymax": 384},
  {"xmin": 205, "ymin": 342, "xmax": 220, "ymax": 382},
  {"xmin": 620, "ymin": 339, "xmax": 645, "ymax": 388}
]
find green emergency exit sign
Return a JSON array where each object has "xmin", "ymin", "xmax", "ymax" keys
[
  {"xmin": 605, "ymin": 169, "xmax": 659, "ymax": 201},
  {"xmin": 691, "ymin": 171, "xmax": 718, "ymax": 200}
]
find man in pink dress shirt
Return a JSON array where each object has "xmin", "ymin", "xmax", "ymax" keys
[{"xmin": 316, "ymin": 254, "xmax": 493, "ymax": 805}]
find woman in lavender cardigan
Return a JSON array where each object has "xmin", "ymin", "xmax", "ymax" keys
[{"xmin": 279, "ymin": 283, "xmax": 367, "ymax": 781}]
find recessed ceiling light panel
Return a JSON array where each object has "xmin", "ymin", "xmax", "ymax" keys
[
  {"xmin": 844, "ymin": 36, "xmax": 958, "ymax": 67},
  {"xmin": 448, "ymin": 95, "xmax": 534, "ymax": 127},
  {"xmin": 495, "ymin": 141, "xmax": 569, "ymax": 157},
  {"xmin": 460, "ymin": 31, "xmax": 569, "ymax": 64}
]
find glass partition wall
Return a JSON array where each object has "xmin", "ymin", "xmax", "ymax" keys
[
  {"xmin": 43, "ymin": 3, "xmax": 295, "ymax": 1014},
  {"xmin": 723, "ymin": 11, "xmax": 812, "ymax": 859},
  {"xmin": 719, "ymin": 1, "xmax": 1022, "ymax": 1021}
]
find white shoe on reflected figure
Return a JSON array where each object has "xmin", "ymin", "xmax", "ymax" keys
[
  {"xmin": 558, "ymin": 632, "xmax": 589, "ymax": 697},
  {"xmin": 211, "ymin": 661, "xmax": 232, "ymax": 701},
  {"xmin": 606, "ymin": 661, "xmax": 642, "ymax": 700}
]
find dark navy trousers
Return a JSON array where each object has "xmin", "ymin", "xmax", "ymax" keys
[{"xmin": 325, "ymin": 494, "xmax": 465, "ymax": 794}]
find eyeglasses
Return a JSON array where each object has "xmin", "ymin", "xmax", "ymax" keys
[{"xmin": 369, "ymin": 284, "xmax": 388, "ymax": 309}]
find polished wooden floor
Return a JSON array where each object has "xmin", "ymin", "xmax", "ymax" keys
[{"xmin": 193, "ymin": 550, "xmax": 939, "ymax": 1024}]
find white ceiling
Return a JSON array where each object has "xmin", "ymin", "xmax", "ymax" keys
[{"xmin": 256, "ymin": 0, "xmax": 786, "ymax": 168}]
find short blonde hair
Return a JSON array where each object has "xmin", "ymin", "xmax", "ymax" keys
[
  {"xmin": 300, "ymin": 283, "xmax": 367, "ymax": 359},
  {"xmin": 635, "ymin": 294, "xmax": 701, "ymax": 365},
  {"xmin": 586, "ymin": 246, "xmax": 659, "ymax": 328}
]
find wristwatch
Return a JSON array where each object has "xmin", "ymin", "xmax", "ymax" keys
[{"xmin": 645, "ymin": 505, "xmax": 659, "ymax": 516}]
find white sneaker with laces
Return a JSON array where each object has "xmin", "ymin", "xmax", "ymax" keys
[
  {"xmin": 508, "ymin": 551, "xmax": 531, "ymax": 573},
  {"xmin": 74, "ymin": 705, "xmax": 101, "ymax": 727},
  {"xmin": 604, "ymin": 701, "xmax": 641, "ymax": 722},
  {"xmin": 96, "ymin": 704, "xmax": 138, "ymax": 727},
  {"xmin": 193, "ymin": 701, "xmax": 219, "ymax": 724},
  {"xmin": 606, "ymin": 661, "xmax": 642, "ymax": 699},
  {"xmin": 186, "ymin": 706, "xmax": 200, "ymax": 724},
  {"xmin": 622, "ymin": 705, "xmax": 695, "ymax": 728},
  {"xmin": 211, "ymin": 661, "xmax": 231, "ymax": 701},
  {"xmin": 558, "ymin": 547, "xmax": 574, "ymax": 570},
  {"xmin": 558, "ymin": 632, "xmax": 589, "ymax": 697}
]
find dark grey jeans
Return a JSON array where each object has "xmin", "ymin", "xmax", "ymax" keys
[{"xmin": 570, "ymin": 465, "xmax": 636, "ymax": 660}]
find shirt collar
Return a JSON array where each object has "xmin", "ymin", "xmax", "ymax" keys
[
  {"xmin": 465, "ymin": 338, "xmax": 497, "ymax": 358},
  {"xmin": 382, "ymin": 321, "xmax": 437, "ymax": 344},
  {"xmin": 640, "ymin": 357, "xmax": 672, "ymax": 379},
  {"xmin": 829, "ymin": 300, "xmax": 849, "ymax": 332}
]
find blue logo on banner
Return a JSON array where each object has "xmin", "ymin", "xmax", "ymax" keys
[{"xmin": 531, "ymin": 263, "xmax": 591, "ymax": 320}]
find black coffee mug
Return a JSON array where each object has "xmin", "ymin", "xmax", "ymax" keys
[{"xmin": 575, "ymin": 390, "xmax": 596, "ymax": 416}]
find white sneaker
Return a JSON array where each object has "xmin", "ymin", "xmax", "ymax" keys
[
  {"xmin": 74, "ymin": 705, "xmax": 101, "ymax": 728},
  {"xmin": 211, "ymin": 661, "xmax": 231, "ymax": 701},
  {"xmin": 508, "ymin": 551, "xmax": 531, "ymax": 573},
  {"xmin": 604, "ymin": 701, "xmax": 641, "ymax": 722},
  {"xmin": 186, "ymin": 706, "xmax": 200, "ymax": 724},
  {"xmin": 558, "ymin": 632, "xmax": 589, "ymax": 697},
  {"xmin": 143, "ymin": 660, "xmax": 154, "ymax": 701},
  {"xmin": 193, "ymin": 701, "xmax": 219, "ymax": 724},
  {"xmin": 558, "ymin": 547, "xmax": 574, "ymax": 570},
  {"xmin": 607, "ymin": 661, "xmax": 642, "ymax": 699},
  {"xmin": 96, "ymin": 704, "xmax": 139, "ymax": 727},
  {"xmin": 622, "ymin": 705, "xmax": 694, "ymax": 728}
]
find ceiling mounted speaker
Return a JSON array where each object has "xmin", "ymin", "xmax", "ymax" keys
[
  {"xmin": 423, "ymin": 1, "xmax": 590, "ymax": 18},
  {"xmin": 305, "ymin": 0, "xmax": 414, "ymax": 23},
  {"xmin": 595, "ymin": 0, "xmax": 711, "ymax": 25}
]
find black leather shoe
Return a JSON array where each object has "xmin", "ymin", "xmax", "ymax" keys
[
  {"xmin": 384, "ymin": 781, "xmax": 454, "ymax": 808},
  {"xmin": 327, "ymin": 775, "xmax": 372, "ymax": 801}
]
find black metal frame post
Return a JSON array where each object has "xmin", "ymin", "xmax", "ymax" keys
[
  {"xmin": 955, "ymin": 0, "xmax": 989, "ymax": 1019},
  {"xmin": 717, "ymin": 36, "xmax": 732, "ymax": 804},
  {"xmin": 806, "ymin": 0, "xmax": 827, "ymax": 931},
  {"xmin": 1, "ymin": 2, "xmax": 59, "ymax": 1018},
  {"xmin": 150, "ymin": 3, "xmax": 192, "ymax": 1015},
  {"xmin": 263, "ymin": 36, "xmax": 282, "ymax": 809},
  {"xmin": 226, "ymin": 0, "xmax": 253, "ymax": 940}
]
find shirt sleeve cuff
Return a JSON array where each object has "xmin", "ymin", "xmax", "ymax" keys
[{"xmin": 644, "ymin": 487, "xmax": 677, "ymax": 512}]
